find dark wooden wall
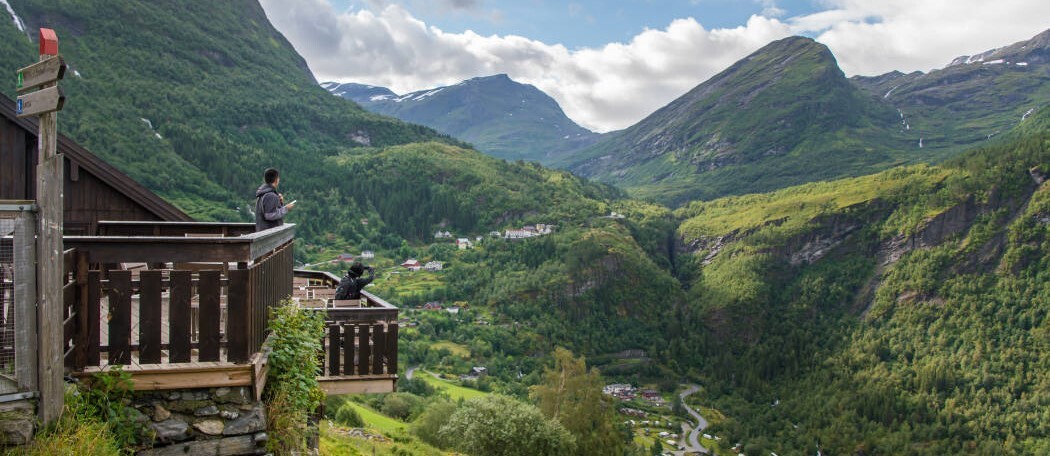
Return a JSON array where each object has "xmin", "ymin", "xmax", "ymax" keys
[
  {"xmin": 1, "ymin": 112, "xmax": 183, "ymax": 235},
  {"xmin": 0, "ymin": 116, "xmax": 32, "ymax": 200}
]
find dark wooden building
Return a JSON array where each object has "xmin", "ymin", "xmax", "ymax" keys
[{"xmin": 0, "ymin": 94, "xmax": 190, "ymax": 233}]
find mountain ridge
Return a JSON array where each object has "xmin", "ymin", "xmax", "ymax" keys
[
  {"xmin": 559, "ymin": 36, "xmax": 904, "ymax": 205},
  {"xmin": 324, "ymin": 74, "xmax": 600, "ymax": 163}
]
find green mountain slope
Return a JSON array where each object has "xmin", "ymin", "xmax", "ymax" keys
[
  {"xmin": 325, "ymin": 75, "xmax": 599, "ymax": 164},
  {"xmin": 0, "ymin": 0, "xmax": 456, "ymax": 226},
  {"xmin": 852, "ymin": 29, "xmax": 1050, "ymax": 153},
  {"xmin": 560, "ymin": 36, "xmax": 906, "ymax": 205},
  {"xmin": 668, "ymin": 107, "xmax": 1050, "ymax": 454}
]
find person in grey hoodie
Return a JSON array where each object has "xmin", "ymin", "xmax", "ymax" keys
[{"xmin": 255, "ymin": 168, "xmax": 295, "ymax": 231}]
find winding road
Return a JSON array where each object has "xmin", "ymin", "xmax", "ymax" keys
[{"xmin": 677, "ymin": 384, "xmax": 710, "ymax": 455}]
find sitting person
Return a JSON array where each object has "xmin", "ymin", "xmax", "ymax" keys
[{"xmin": 334, "ymin": 262, "xmax": 375, "ymax": 300}]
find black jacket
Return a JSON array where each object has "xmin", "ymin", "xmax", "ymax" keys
[
  {"xmin": 335, "ymin": 267, "xmax": 375, "ymax": 300},
  {"xmin": 254, "ymin": 184, "xmax": 287, "ymax": 231}
]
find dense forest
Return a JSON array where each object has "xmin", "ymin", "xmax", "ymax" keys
[{"xmin": 667, "ymin": 107, "xmax": 1050, "ymax": 454}]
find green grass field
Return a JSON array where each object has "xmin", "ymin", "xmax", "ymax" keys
[
  {"xmin": 320, "ymin": 421, "xmax": 446, "ymax": 456},
  {"xmin": 430, "ymin": 340, "xmax": 471, "ymax": 358},
  {"xmin": 371, "ymin": 269, "xmax": 447, "ymax": 300},
  {"xmin": 341, "ymin": 402, "xmax": 406, "ymax": 434},
  {"xmin": 417, "ymin": 371, "xmax": 489, "ymax": 401}
]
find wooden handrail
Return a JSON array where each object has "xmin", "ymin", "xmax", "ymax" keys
[
  {"xmin": 294, "ymin": 269, "xmax": 399, "ymax": 323},
  {"xmin": 63, "ymin": 223, "xmax": 295, "ymax": 264},
  {"xmin": 96, "ymin": 220, "xmax": 255, "ymax": 237}
]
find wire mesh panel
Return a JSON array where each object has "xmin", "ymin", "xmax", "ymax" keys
[{"xmin": 0, "ymin": 207, "xmax": 36, "ymax": 395}]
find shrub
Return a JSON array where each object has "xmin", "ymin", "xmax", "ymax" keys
[
  {"xmin": 264, "ymin": 300, "xmax": 326, "ymax": 454},
  {"xmin": 333, "ymin": 404, "xmax": 364, "ymax": 428},
  {"xmin": 9, "ymin": 385, "xmax": 124, "ymax": 456}
]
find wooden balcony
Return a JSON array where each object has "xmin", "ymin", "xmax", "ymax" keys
[
  {"xmin": 293, "ymin": 270, "xmax": 399, "ymax": 394},
  {"xmin": 59, "ymin": 221, "xmax": 398, "ymax": 397},
  {"xmin": 62, "ymin": 221, "xmax": 295, "ymax": 397}
]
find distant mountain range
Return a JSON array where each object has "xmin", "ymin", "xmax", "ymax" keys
[
  {"xmin": 559, "ymin": 30, "xmax": 1049, "ymax": 205},
  {"xmin": 325, "ymin": 30, "xmax": 1048, "ymax": 207},
  {"xmin": 323, "ymin": 74, "xmax": 599, "ymax": 163},
  {"xmin": 851, "ymin": 28, "xmax": 1050, "ymax": 149}
]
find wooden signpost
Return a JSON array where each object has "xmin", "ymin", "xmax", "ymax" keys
[{"xmin": 17, "ymin": 28, "xmax": 66, "ymax": 427}]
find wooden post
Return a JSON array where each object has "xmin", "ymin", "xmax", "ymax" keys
[{"xmin": 31, "ymin": 28, "xmax": 64, "ymax": 426}]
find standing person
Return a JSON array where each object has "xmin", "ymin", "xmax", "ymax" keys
[
  {"xmin": 255, "ymin": 167, "xmax": 295, "ymax": 231},
  {"xmin": 335, "ymin": 262, "xmax": 376, "ymax": 300}
]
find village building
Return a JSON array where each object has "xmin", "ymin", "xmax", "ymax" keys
[
  {"xmin": 434, "ymin": 230, "xmax": 452, "ymax": 239},
  {"xmin": 456, "ymin": 238, "xmax": 473, "ymax": 249},
  {"xmin": 360, "ymin": 250, "xmax": 375, "ymax": 259},
  {"xmin": 460, "ymin": 366, "xmax": 487, "ymax": 381},
  {"xmin": 504, "ymin": 229, "xmax": 534, "ymax": 239},
  {"xmin": 400, "ymin": 258, "xmax": 422, "ymax": 270},
  {"xmin": 424, "ymin": 261, "xmax": 444, "ymax": 271},
  {"xmin": 603, "ymin": 383, "xmax": 637, "ymax": 400}
]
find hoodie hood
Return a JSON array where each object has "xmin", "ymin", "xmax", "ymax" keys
[{"xmin": 256, "ymin": 183, "xmax": 277, "ymax": 198}]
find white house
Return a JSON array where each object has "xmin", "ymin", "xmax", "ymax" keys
[
  {"xmin": 360, "ymin": 250, "xmax": 375, "ymax": 259},
  {"xmin": 456, "ymin": 238, "xmax": 473, "ymax": 249},
  {"xmin": 435, "ymin": 230, "xmax": 452, "ymax": 239},
  {"xmin": 424, "ymin": 261, "xmax": 444, "ymax": 271},
  {"xmin": 504, "ymin": 229, "xmax": 535, "ymax": 239}
]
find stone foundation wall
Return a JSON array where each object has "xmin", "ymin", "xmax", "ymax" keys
[
  {"xmin": 131, "ymin": 386, "xmax": 268, "ymax": 456},
  {"xmin": 0, "ymin": 399, "xmax": 35, "ymax": 446}
]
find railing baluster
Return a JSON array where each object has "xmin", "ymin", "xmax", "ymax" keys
[
  {"xmin": 169, "ymin": 270, "xmax": 192, "ymax": 363},
  {"xmin": 343, "ymin": 324, "xmax": 355, "ymax": 376},
  {"xmin": 86, "ymin": 271, "xmax": 100, "ymax": 366},
  {"xmin": 138, "ymin": 271, "xmax": 162, "ymax": 364},
  {"xmin": 371, "ymin": 323, "xmax": 385, "ymax": 375},
  {"xmin": 107, "ymin": 271, "xmax": 132, "ymax": 365},
  {"xmin": 227, "ymin": 269, "xmax": 250, "ymax": 363},
  {"xmin": 198, "ymin": 270, "xmax": 221, "ymax": 362},
  {"xmin": 358, "ymin": 324, "xmax": 371, "ymax": 375},
  {"xmin": 328, "ymin": 324, "xmax": 341, "ymax": 376},
  {"xmin": 386, "ymin": 323, "xmax": 399, "ymax": 375},
  {"xmin": 74, "ymin": 252, "xmax": 89, "ymax": 369}
]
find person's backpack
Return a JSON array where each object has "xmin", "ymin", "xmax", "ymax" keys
[{"xmin": 334, "ymin": 274, "xmax": 356, "ymax": 300}]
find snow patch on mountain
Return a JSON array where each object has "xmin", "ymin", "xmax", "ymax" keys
[
  {"xmin": 413, "ymin": 88, "xmax": 444, "ymax": 101},
  {"xmin": 0, "ymin": 0, "xmax": 26, "ymax": 33}
]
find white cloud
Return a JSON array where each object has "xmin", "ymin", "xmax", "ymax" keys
[
  {"xmin": 261, "ymin": 0, "xmax": 791, "ymax": 132},
  {"xmin": 260, "ymin": 0, "xmax": 1050, "ymax": 132},
  {"xmin": 795, "ymin": 0, "xmax": 1050, "ymax": 76}
]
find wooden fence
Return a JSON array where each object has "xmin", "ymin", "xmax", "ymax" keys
[
  {"xmin": 61, "ymin": 223, "xmax": 295, "ymax": 369},
  {"xmin": 292, "ymin": 270, "xmax": 400, "ymax": 380}
]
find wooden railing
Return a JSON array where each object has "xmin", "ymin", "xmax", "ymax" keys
[
  {"xmin": 292, "ymin": 270, "xmax": 399, "ymax": 380},
  {"xmin": 61, "ymin": 223, "xmax": 295, "ymax": 369}
]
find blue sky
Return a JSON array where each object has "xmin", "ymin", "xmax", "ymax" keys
[
  {"xmin": 263, "ymin": 0, "xmax": 1049, "ymax": 131},
  {"xmin": 328, "ymin": 0, "xmax": 821, "ymax": 49}
]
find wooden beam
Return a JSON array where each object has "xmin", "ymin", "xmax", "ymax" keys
[
  {"xmin": 317, "ymin": 375, "xmax": 398, "ymax": 395},
  {"xmin": 75, "ymin": 363, "xmax": 254, "ymax": 391},
  {"xmin": 13, "ymin": 210, "xmax": 37, "ymax": 391}
]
